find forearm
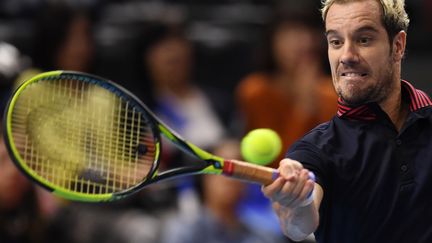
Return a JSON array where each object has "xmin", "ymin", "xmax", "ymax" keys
[{"xmin": 274, "ymin": 201, "xmax": 319, "ymax": 241}]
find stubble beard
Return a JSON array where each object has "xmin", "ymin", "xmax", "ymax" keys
[{"xmin": 336, "ymin": 57, "xmax": 396, "ymax": 107}]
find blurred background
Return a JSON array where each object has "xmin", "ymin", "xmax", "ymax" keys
[
  {"xmin": 1, "ymin": 0, "xmax": 431, "ymax": 97},
  {"xmin": 0, "ymin": 0, "xmax": 431, "ymax": 243}
]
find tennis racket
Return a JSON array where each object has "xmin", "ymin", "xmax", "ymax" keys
[{"xmin": 2, "ymin": 70, "xmax": 294, "ymax": 202}]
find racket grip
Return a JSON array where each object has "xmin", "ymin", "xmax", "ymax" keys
[
  {"xmin": 222, "ymin": 160, "xmax": 315, "ymax": 184},
  {"xmin": 222, "ymin": 159, "xmax": 279, "ymax": 185},
  {"xmin": 223, "ymin": 160, "xmax": 315, "ymax": 205}
]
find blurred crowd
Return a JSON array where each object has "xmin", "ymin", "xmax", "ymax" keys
[{"xmin": 0, "ymin": 0, "xmax": 431, "ymax": 243}]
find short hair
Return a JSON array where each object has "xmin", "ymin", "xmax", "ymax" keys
[{"xmin": 320, "ymin": 0, "xmax": 409, "ymax": 40}]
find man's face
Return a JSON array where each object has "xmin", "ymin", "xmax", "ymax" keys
[{"xmin": 325, "ymin": 0, "xmax": 398, "ymax": 106}]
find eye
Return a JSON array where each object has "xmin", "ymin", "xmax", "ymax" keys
[
  {"xmin": 358, "ymin": 37, "xmax": 372, "ymax": 45},
  {"xmin": 328, "ymin": 39, "xmax": 343, "ymax": 48}
]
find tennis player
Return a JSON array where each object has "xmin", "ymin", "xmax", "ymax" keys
[{"xmin": 262, "ymin": 0, "xmax": 432, "ymax": 242}]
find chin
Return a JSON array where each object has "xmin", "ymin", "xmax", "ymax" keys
[{"xmin": 339, "ymin": 91, "xmax": 371, "ymax": 106}]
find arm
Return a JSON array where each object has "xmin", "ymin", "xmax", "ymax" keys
[{"xmin": 262, "ymin": 158, "xmax": 323, "ymax": 241}]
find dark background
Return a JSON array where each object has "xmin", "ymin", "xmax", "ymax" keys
[{"xmin": 0, "ymin": 0, "xmax": 431, "ymax": 95}]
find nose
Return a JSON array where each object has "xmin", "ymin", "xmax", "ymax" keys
[{"xmin": 340, "ymin": 41, "xmax": 360, "ymax": 66}]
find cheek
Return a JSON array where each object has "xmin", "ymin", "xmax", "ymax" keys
[
  {"xmin": 327, "ymin": 47, "xmax": 335, "ymax": 61},
  {"xmin": 327, "ymin": 52, "xmax": 339, "ymax": 75},
  {"xmin": 366, "ymin": 44, "xmax": 392, "ymax": 69}
]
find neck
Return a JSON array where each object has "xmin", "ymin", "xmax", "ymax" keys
[{"xmin": 379, "ymin": 81, "xmax": 408, "ymax": 131}]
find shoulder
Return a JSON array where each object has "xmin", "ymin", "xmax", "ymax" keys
[
  {"xmin": 286, "ymin": 117, "xmax": 353, "ymax": 165},
  {"xmin": 294, "ymin": 120, "xmax": 336, "ymax": 148},
  {"xmin": 238, "ymin": 72, "xmax": 271, "ymax": 85},
  {"xmin": 236, "ymin": 72, "xmax": 272, "ymax": 98},
  {"xmin": 286, "ymin": 120, "xmax": 337, "ymax": 189},
  {"xmin": 293, "ymin": 116, "xmax": 369, "ymax": 150},
  {"xmin": 286, "ymin": 120, "xmax": 336, "ymax": 164},
  {"xmin": 416, "ymin": 106, "xmax": 432, "ymax": 118}
]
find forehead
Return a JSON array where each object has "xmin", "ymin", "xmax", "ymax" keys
[{"xmin": 325, "ymin": 0, "xmax": 384, "ymax": 33}]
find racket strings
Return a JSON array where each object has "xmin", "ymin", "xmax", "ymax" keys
[{"xmin": 10, "ymin": 77, "xmax": 157, "ymax": 194}]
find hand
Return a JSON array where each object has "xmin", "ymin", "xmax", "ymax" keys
[{"xmin": 262, "ymin": 158, "xmax": 315, "ymax": 209}]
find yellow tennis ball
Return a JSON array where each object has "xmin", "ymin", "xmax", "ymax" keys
[{"xmin": 240, "ymin": 128, "xmax": 282, "ymax": 165}]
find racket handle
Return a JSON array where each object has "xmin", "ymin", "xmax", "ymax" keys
[
  {"xmin": 222, "ymin": 160, "xmax": 315, "ymax": 205},
  {"xmin": 222, "ymin": 159, "xmax": 279, "ymax": 185},
  {"xmin": 222, "ymin": 159, "xmax": 315, "ymax": 185}
]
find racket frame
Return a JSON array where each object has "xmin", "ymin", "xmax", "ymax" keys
[{"xmin": 3, "ymin": 71, "xmax": 228, "ymax": 202}]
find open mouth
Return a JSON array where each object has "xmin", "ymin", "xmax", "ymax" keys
[{"xmin": 341, "ymin": 72, "xmax": 368, "ymax": 77}]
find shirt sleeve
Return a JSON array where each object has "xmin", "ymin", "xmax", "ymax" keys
[{"xmin": 286, "ymin": 140, "xmax": 330, "ymax": 190}]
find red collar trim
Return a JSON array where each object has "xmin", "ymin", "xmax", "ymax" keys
[
  {"xmin": 401, "ymin": 80, "xmax": 432, "ymax": 111},
  {"xmin": 337, "ymin": 80, "xmax": 432, "ymax": 120}
]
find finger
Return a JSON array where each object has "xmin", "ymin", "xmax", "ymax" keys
[
  {"xmin": 290, "ymin": 169, "xmax": 309, "ymax": 200},
  {"xmin": 261, "ymin": 177, "xmax": 285, "ymax": 199},
  {"xmin": 291, "ymin": 179, "xmax": 315, "ymax": 207},
  {"xmin": 279, "ymin": 159, "xmax": 304, "ymax": 180},
  {"xmin": 280, "ymin": 158, "xmax": 304, "ymax": 170},
  {"xmin": 278, "ymin": 177, "xmax": 299, "ymax": 206},
  {"xmin": 280, "ymin": 169, "xmax": 310, "ymax": 206}
]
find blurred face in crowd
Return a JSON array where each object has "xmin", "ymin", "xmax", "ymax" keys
[
  {"xmin": 0, "ymin": 129, "xmax": 32, "ymax": 210},
  {"xmin": 56, "ymin": 15, "xmax": 94, "ymax": 72},
  {"xmin": 272, "ymin": 23, "xmax": 319, "ymax": 72},
  {"xmin": 325, "ymin": 0, "xmax": 406, "ymax": 106},
  {"xmin": 146, "ymin": 37, "xmax": 193, "ymax": 89}
]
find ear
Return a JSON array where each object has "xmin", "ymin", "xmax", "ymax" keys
[{"xmin": 392, "ymin": 31, "xmax": 406, "ymax": 62}]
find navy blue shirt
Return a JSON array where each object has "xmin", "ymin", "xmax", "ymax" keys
[{"xmin": 287, "ymin": 80, "xmax": 432, "ymax": 243}]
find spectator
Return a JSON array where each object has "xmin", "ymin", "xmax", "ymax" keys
[
  {"xmin": 236, "ymin": 11, "xmax": 337, "ymax": 167},
  {"xmin": 15, "ymin": 2, "xmax": 95, "ymax": 88}
]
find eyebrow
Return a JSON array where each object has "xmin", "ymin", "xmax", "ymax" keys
[
  {"xmin": 325, "ymin": 25, "xmax": 380, "ymax": 37},
  {"xmin": 325, "ymin": 29, "xmax": 337, "ymax": 37}
]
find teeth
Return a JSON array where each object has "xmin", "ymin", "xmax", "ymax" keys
[{"xmin": 343, "ymin": 72, "xmax": 365, "ymax": 77}]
